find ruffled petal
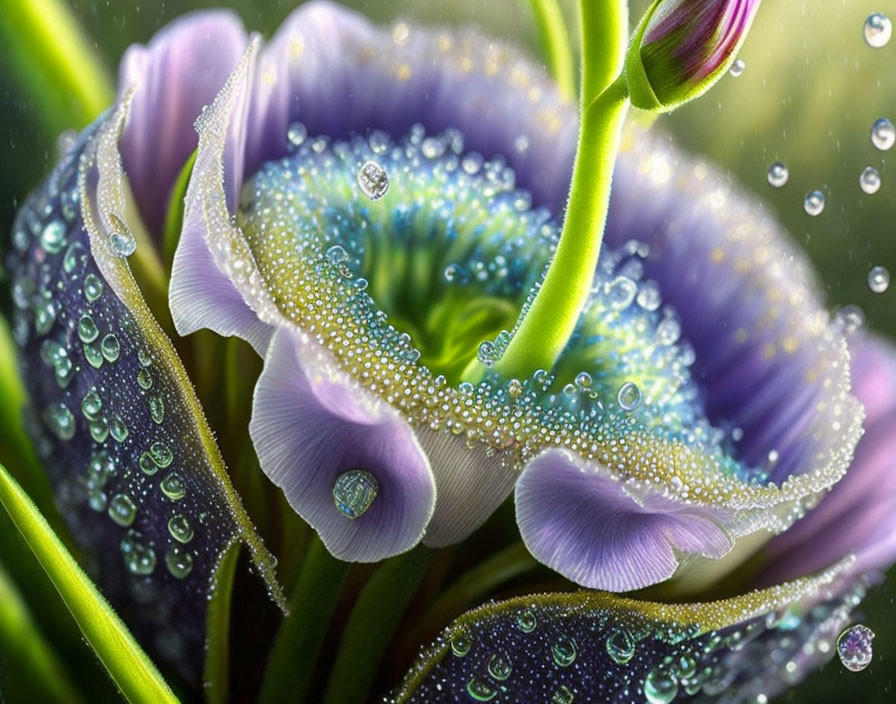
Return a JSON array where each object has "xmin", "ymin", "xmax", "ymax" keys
[
  {"xmin": 118, "ymin": 10, "xmax": 248, "ymax": 235},
  {"xmin": 516, "ymin": 449, "xmax": 733, "ymax": 591},
  {"xmin": 249, "ymin": 327, "xmax": 436, "ymax": 562}
]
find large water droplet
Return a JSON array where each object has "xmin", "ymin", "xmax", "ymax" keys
[
  {"xmin": 860, "ymin": 166, "xmax": 881, "ymax": 194},
  {"xmin": 552, "ymin": 637, "xmax": 577, "ymax": 667},
  {"xmin": 516, "ymin": 608, "xmax": 537, "ymax": 633},
  {"xmin": 332, "ymin": 469, "xmax": 379, "ymax": 519},
  {"xmin": 357, "ymin": 161, "xmax": 390, "ymax": 200},
  {"xmin": 168, "ymin": 514, "xmax": 194, "ymax": 543},
  {"xmin": 466, "ymin": 676, "xmax": 496, "ymax": 701},
  {"xmin": 43, "ymin": 402, "xmax": 75, "ymax": 441},
  {"xmin": 837, "ymin": 624, "xmax": 874, "ymax": 671},
  {"xmin": 617, "ymin": 381, "xmax": 642, "ymax": 411},
  {"xmin": 108, "ymin": 493, "xmax": 137, "ymax": 527},
  {"xmin": 121, "ymin": 531, "xmax": 156, "ymax": 575},
  {"xmin": 160, "ymin": 472, "xmax": 185, "ymax": 500},
  {"xmin": 605, "ymin": 628, "xmax": 636, "ymax": 664},
  {"xmin": 81, "ymin": 388, "xmax": 102, "ymax": 420},
  {"xmin": 607, "ymin": 276, "xmax": 638, "ymax": 310},
  {"xmin": 77, "ymin": 314, "xmax": 99, "ymax": 343},
  {"xmin": 551, "ymin": 685, "xmax": 574, "ymax": 704},
  {"xmin": 84, "ymin": 273, "xmax": 104, "ymax": 302},
  {"xmin": 108, "ymin": 217, "xmax": 137, "ymax": 257},
  {"xmin": 287, "ymin": 121, "xmax": 308, "ymax": 147},
  {"xmin": 803, "ymin": 190, "xmax": 825, "ymax": 216},
  {"xmin": 767, "ymin": 161, "xmax": 789, "ymax": 188},
  {"xmin": 150, "ymin": 441, "xmax": 174, "ymax": 468},
  {"xmin": 487, "ymin": 651, "xmax": 512, "ymax": 681},
  {"xmin": 728, "ymin": 58, "xmax": 745, "ymax": 76},
  {"xmin": 864, "ymin": 13, "xmax": 892, "ymax": 48},
  {"xmin": 871, "ymin": 118, "xmax": 895, "ymax": 150},
  {"xmin": 450, "ymin": 631, "xmax": 472, "ymax": 657},
  {"xmin": 40, "ymin": 220, "xmax": 66, "ymax": 254},
  {"xmin": 100, "ymin": 334, "xmax": 120, "ymax": 363},
  {"xmin": 165, "ymin": 544, "xmax": 194, "ymax": 579},
  {"xmin": 644, "ymin": 665, "xmax": 679, "ymax": 704},
  {"xmin": 868, "ymin": 265, "xmax": 890, "ymax": 293}
]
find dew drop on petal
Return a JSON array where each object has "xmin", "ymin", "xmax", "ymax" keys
[
  {"xmin": 860, "ymin": 167, "xmax": 881, "ymax": 194},
  {"xmin": 357, "ymin": 160, "xmax": 389, "ymax": 200},
  {"xmin": 644, "ymin": 664, "xmax": 679, "ymax": 704},
  {"xmin": 864, "ymin": 13, "xmax": 892, "ymax": 48},
  {"xmin": 868, "ymin": 265, "xmax": 890, "ymax": 293},
  {"xmin": 804, "ymin": 190, "xmax": 825, "ymax": 216},
  {"xmin": 617, "ymin": 381, "xmax": 642, "ymax": 411},
  {"xmin": 332, "ymin": 469, "xmax": 378, "ymax": 519},
  {"xmin": 767, "ymin": 161, "xmax": 789, "ymax": 188},
  {"xmin": 837, "ymin": 624, "xmax": 874, "ymax": 671},
  {"xmin": 871, "ymin": 118, "xmax": 895, "ymax": 150},
  {"xmin": 108, "ymin": 230, "xmax": 136, "ymax": 257},
  {"xmin": 729, "ymin": 58, "xmax": 746, "ymax": 76}
]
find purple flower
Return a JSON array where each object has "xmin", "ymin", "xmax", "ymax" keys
[{"xmin": 627, "ymin": 0, "xmax": 762, "ymax": 110}]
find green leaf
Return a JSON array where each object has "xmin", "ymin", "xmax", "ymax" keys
[
  {"xmin": 0, "ymin": 462, "xmax": 179, "ymax": 704},
  {"xmin": 0, "ymin": 0, "xmax": 113, "ymax": 135},
  {"xmin": 203, "ymin": 542, "xmax": 241, "ymax": 704},
  {"xmin": 0, "ymin": 561, "xmax": 83, "ymax": 704},
  {"xmin": 259, "ymin": 537, "xmax": 351, "ymax": 704},
  {"xmin": 323, "ymin": 547, "xmax": 434, "ymax": 704}
]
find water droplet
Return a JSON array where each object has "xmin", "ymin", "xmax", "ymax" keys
[
  {"xmin": 43, "ymin": 403, "xmax": 75, "ymax": 441},
  {"xmin": 88, "ymin": 490, "xmax": 108, "ymax": 512},
  {"xmin": 516, "ymin": 609, "xmax": 537, "ymax": 633},
  {"xmin": 100, "ymin": 334, "xmax": 120, "ymax": 363},
  {"xmin": 108, "ymin": 493, "xmax": 137, "ymax": 527},
  {"xmin": 168, "ymin": 514, "xmax": 194, "ymax": 543},
  {"xmin": 837, "ymin": 624, "xmax": 874, "ymax": 671},
  {"xmin": 729, "ymin": 58, "xmax": 746, "ymax": 76},
  {"xmin": 444, "ymin": 263, "xmax": 465, "ymax": 283},
  {"xmin": 165, "ymin": 545, "xmax": 194, "ymax": 579},
  {"xmin": 551, "ymin": 685, "xmax": 574, "ymax": 704},
  {"xmin": 392, "ymin": 20, "xmax": 410, "ymax": 44},
  {"xmin": 487, "ymin": 651, "xmax": 512, "ymax": 680},
  {"xmin": 84, "ymin": 274, "xmax": 104, "ymax": 302},
  {"xmin": 617, "ymin": 381, "xmax": 642, "ymax": 411},
  {"xmin": 137, "ymin": 368, "xmax": 153, "ymax": 390},
  {"xmin": 89, "ymin": 420, "xmax": 109, "ymax": 443},
  {"xmin": 767, "ymin": 161, "xmax": 789, "ymax": 188},
  {"xmin": 139, "ymin": 450, "xmax": 158, "ymax": 475},
  {"xmin": 326, "ymin": 245, "xmax": 347, "ymax": 263},
  {"xmin": 357, "ymin": 161, "xmax": 389, "ymax": 200},
  {"xmin": 606, "ymin": 628, "xmax": 636, "ymax": 664},
  {"xmin": 40, "ymin": 220, "xmax": 66, "ymax": 254},
  {"xmin": 77, "ymin": 314, "xmax": 99, "ymax": 343},
  {"xmin": 150, "ymin": 441, "xmax": 174, "ymax": 468},
  {"xmin": 466, "ymin": 676, "xmax": 496, "ymax": 701},
  {"xmin": 34, "ymin": 299, "xmax": 57, "ymax": 335},
  {"xmin": 607, "ymin": 276, "xmax": 638, "ymax": 310},
  {"xmin": 450, "ymin": 631, "xmax": 472, "ymax": 657},
  {"xmin": 868, "ymin": 265, "xmax": 890, "ymax": 293},
  {"xmin": 864, "ymin": 13, "xmax": 892, "ymax": 48},
  {"xmin": 552, "ymin": 637, "xmax": 577, "ymax": 667},
  {"xmin": 860, "ymin": 167, "xmax": 881, "ymax": 194},
  {"xmin": 160, "ymin": 472, "xmax": 185, "ymax": 500},
  {"xmin": 84, "ymin": 342, "xmax": 103, "ymax": 369},
  {"xmin": 121, "ymin": 531, "xmax": 156, "ymax": 575},
  {"xmin": 332, "ymin": 469, "xmax": 378, "ymax": 519},
  {"xmin": 81, "ymin": 388, "xmax": 102, "ymax": 420},
  {"xmin": 803, "ymin": 190, "xmax": 825, "ymax": 216},
  {"xmin": 477, "ymin": 340, "xmax": 497, "ymax": 366},
  {"xmin": 287, "ymin": 122, "xmax": 307, "ymax": 147},
  {"xmin": 644, "ymin": 665, "xmax": 679, "ymax": 704},
  {"xmin": 353, "ymin": 277, "xmax": 368, "ymax": 292},
  {"xmin": 108, "ymin": 223, "xmax": 136, "ymax": 257},
  {"xmin": 149, "ymin": 395, "xmax": 165, "ymax": 424},
  {"xmin": 110, "ymin": 417, "xmax": 129, "ymax": 443},
  {"xmin": 871, "ymin": 118, "xmax": 895, "ymax": 150},
  {"xmin": 575, "ymin": 372, "xmax": 592, "ymax": 389},
  {"xmin": 63, "ymin": 242, "xmax": 87, "ymax": 274}
]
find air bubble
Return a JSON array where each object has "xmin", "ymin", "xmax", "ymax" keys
[
  {"xmin": 617, "ymin": 381, "xmax": 642, "ymax": 411},
  {"xmin": 332, "ymin": 469, "xmax": 378, "ymax": 519},
  {"xmin": 837, "ymin": 624, "xmax": 874, "ymax": 671},
  {"xmin": 860, "ymin": 167, "xmax": 881, "ymax": 195},
  {"xmin": 358, "ymin": 161, "xmax": 389, "ymax": 200},
  {"xmin": 729, "ymin": 58, "xmax": 746, "ymax": 76},
  {"xmin": 868, "ymin": 265, "xmax": 890, "ymax": 293},
  {"xmin": 803, "ymin": 190, "xmax": 825, "ymax": 216},
  {"xmin": 864, "ymin": 13, "xmax": 892, "ymax": 48},
  {"xmin": 871, "ymin": 118, "xmax": 895, "ymax": 150},
  {"xmin": 767, "ymin": 162, "xmax": 789, "ymax": 188}
]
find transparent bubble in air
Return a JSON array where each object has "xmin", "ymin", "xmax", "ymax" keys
[
  {"xmin": 864, "ymin": 13, "xmax": 892, "ymax": 48},
  {"xmin": 803, "ymin": 190, "xmax": 825, "ymax": 216},
  {"xmin": 357, "ymin": 161, "xmax": 390, "ymax": 200},
  {"xmin": 729, "ymin": 59, "xmax": 746, "ymax": 77},
  {"xmin": 767, "ymin": 161, "xmax": 789, "ymax": 188},
  {"xmin": 871, "ymin": 118, "xmax": 895, "ymax": 150},
  {"xmin": 860, "ymin": 167, "xmax": 882, "ymax": 194},
  {"xmin": 868, "ymin": 265, "xmax": 890, "ymax": 293}
]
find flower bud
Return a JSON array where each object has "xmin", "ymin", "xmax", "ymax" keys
[{"xmin": 625, "ymin": 0, "xmax": 761, "ymax": 111}]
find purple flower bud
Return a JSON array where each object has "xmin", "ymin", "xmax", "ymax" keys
[{"xmin": 627, "ymin": 0, "xmax": 761, "ymax": 110}]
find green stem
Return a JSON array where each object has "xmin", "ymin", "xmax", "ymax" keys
[
  {"xmin": 486, "ymin": 78, "xmax": 630, "ymax": 380},
  {"xmin": 579, "ymin": 0, "xmax": 629, "ymax": 102},
  {"xmin": 0, "ymin": 0, "xmax": 113, "ymax": 133},
  {"xmin": 322, "ymin": 547, "xmax": 434, "ymax": 704},
  {"xmin": 258, "ymin": 537, "xmax": 351, "ymax": 704},
  {"xmin": 529, "ymin": 0, "xmax": 576, "ymax": 100}
]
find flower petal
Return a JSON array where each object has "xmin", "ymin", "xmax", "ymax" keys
[
  {"xmin": 516, "ymin": 449, "xmax": 733, "ymax": 591},
  {"xmin": 118, "ymin": 10, "xmax": 248, "ymax": 235},
  {"xmin": 249, "ymin": 327, "xmax": 436, "ymax": 562}
]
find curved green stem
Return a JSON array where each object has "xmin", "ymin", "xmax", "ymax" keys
[
  {"xmin": 579, "ymin": 0, "xmax": 629, "ymax": 102},
  {"xmin": 486, "ymin": 77, "xmax": 630, "ymax": 380},
  {"xmin": 529, "ymin": 0, "xmax": 576, "ymax": 101}
]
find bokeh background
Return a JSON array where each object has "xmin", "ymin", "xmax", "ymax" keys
[{"xmin": 1, "ymin": 0, "xmax": 894, "ymax": 701}]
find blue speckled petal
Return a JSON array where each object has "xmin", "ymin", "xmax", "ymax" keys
[
  {"xmin": 5, "ymin": 100, "xmax": 281, "ymax": 687},
  {"xmin": 390, "ymin": 559, "xmax": 860, "ymax": 704}
]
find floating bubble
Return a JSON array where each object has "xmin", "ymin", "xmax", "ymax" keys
[
  {"xmin": 871, "ymin": 118, "xmax": 895, "ymax": 150},
  {"xmin": 332, "ymin": 469, "xmax": 379, "ymax": 519},
  {"xmin": 860, "ymin": 167, "xmax": 881, "ymax": 194},
  {"xmin": 286, "ymin": 122, "xmax": 307, "ymax": 147},
  {"xmin": 617, "ymin": 381, "xmax": 642, "ymax": 411},
  {"xmin": 864, "ymin": 13, "xmax": 892, "ymax": 48},
  {"xmin": 767, "ymin": 161, "xmax": 789, "ymax": 188},
  {"xmin": 729, "ymin": 58, "xmax": 746, "ymax": 76},
  {"xmin": 837, "ymin": 624, "xmax": 874, "ymax": 671},
  {"xmin": 868, "ymin": 265, "xmax": 890, "ymax": 293},
  {"xmin": 803, "ymin": 190, "xmax": 825, "ymax": 216},
  {"xmin": 357, "ymin": 160, "xmax": 390, "ymax": 200}
]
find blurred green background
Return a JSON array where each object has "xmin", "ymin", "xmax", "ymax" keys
[{"xmin": 1, "ymin": 0, "xmax": 894, "ymax": 701}]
